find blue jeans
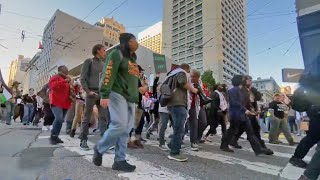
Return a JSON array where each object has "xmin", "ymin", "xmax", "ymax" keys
[
  {"xmin": 159, "ymin": 112, "xmax": 170, "ymax": 145},
  {"xmin": 265, "ymin": 117, "xmax": 270, "ymax": 132},
  {"xmin": 97, "ymin": 92, "xmax": 135, "ymax": 162},
  {"xmin": 5, "ymin": 102, "xmax": 15, "ymax": 124},
  {"xmin": 51, "ymin": 106, "xmax": 67, "ymax": 136},
  {"xmin": 168, "ymin": 106, "xmax": 187, "ymax": 155},
  {"xmin": 258, "ymin": 118, "xmax": 267, "ymax": 133},
  {"xmin": 23, "ymin": 103, "xmax": 34, "ymax": 124}
]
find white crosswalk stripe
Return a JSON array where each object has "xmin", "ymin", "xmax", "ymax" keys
[{"xmin": 58, "ymin": 135, "xmax": 199, "ymax": 180}]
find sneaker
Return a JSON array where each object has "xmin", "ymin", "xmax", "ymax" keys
[
  {"xmin": 230, "ymin": 142, "xmax": 242, "ymax": 149},
  {"xmin": 289, "ymin": 157, "xmax": 308, "ymax": 168},
  {"xmin": 140, "ymin": 138, "xmax": 147, "ymax": 143},
  {"xmin": 133, "ymin": 140, "xmax": 144, "ymax": 149},
  {"xmin": 289, "ymin": 141, "xmax": 298, "ymax": 146},
  {"xmin": 92, "ymin": 145, "xmax": 103, "ymax": 166},
  {"xmin": 49, "ymin": 136, "xmax": 58, "ymax": 145},
  {"xmin": 269, "ymin": 141, "xmax": 280, "ymax": 144},
  {"xmin": 199, "ymin": 139, "xmax": 206, "ymax": 144},
  {"xmin": 146, "ymin": 132, "xmax": 151, "ymax": 139},
  {"xmin": 70, "ymin": 129, "xmax": 76, "ymax": 138},
  {"xmin": 159, "ymin": 144, "xmax": 170, "ymax": 151},
  {"xmin": 128, "ymin": 141, "xmax": 139, "ymax": 149},
  {"xmin": 220, "ymin": 147, "xmax": 234, "ymax": 153},
  {"xmin": 190, "ymin": 144, "xmax": 199, "ymax": 151},
  {"xmin": 56, "ymin": 137, "xmax": 64, "ymax": 143},
  {"xmin": 255, "ymin": 149, "xmax": 270, "ymax": 156},
  {"xmin": 80, "ymin": 140, "xmax": 90, "ymax": 151},
  {"xmin": 6, "ymin": 122, "xmax": 11, "ymax": 125},
  {"xmin": 262, "ymin": 148, "xmax": 274, "ymax": 155},
  {"xmin": 168, "ymin": 154, "xmax": 188, "ymax": 162},
  {"xmin": 42, "ymin": 126, "xmax": 49, "ymax": 131},
  {"xmin": 112, "ymin": 160, "xmax": 136, "ymax": 172},
  {"xmin": 204, "ymin": 137, "xmax": 212, "ymax": 143}
]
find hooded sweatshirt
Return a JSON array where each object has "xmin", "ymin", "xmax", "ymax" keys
[{"xmin": 99, "ymin": 48, "xmax": 139, "ymax": 103}]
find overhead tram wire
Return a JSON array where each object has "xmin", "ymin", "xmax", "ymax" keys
[
  {"xmin": 63, "ymin": 0, "xmax": 129, "ymax": 49},
  {"xmin": 283, "ymin": 37, "xmax": 299, "ymax": 55},
  {"xmin": 2, "ymin": 11, "xmax": 49, "ymax": 21},
  {"xmin": 247, "ymin": 0, "xmax": 273, "ymax": 17},
  {"xmin": 256, "ymin": 36, "xmax": 299, "ymax": 55}
]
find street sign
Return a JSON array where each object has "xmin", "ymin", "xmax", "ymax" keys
[
  {"xmin": 153, "ymin": 53, "xmax": 167, "ymax": 73},
  {"xmin": 282, "ymin": 68, "xmax": 304, "ymax": 83}
]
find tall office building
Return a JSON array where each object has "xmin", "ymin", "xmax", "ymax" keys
[
  {"xmin": 96, "ymin": 16, "xmax": 126, "ymax": 43},
  {"xmin": 162, "ymin": 0, "xmax": 248, "ymax": 83},
  {"xmin": 296, "ymin": 0, "xmax": 320, "ymax": 76},
  {"xmin": 138, "ymin": 21, "xmax": 163, "ymax": 54},
  {"xmin": 38, "ymin": 10, "xmax": 104, "ymax": 90},
  {"xmin": 8, "ymin": 55, "xmax": 31, "ymax": 92}
]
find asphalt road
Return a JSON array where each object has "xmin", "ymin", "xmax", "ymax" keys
[{"xmin": 0, "ymin": 122, "xmax": 317, "ymax": 180}]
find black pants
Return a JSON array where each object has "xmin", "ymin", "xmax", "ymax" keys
[
  {"xmin": 293, "ymin": 108, "xmax": 320, "ymax": 159},
  {"xmin": 221, "ymin": 119, "xmax": 262, "ymax": 153},
  {"xmin": 135, "ymin": 111, "xmax": 150, "ymax": 135},
  {"xmin": 235, "ymin": 115, "xmax": 267, "ymax": 148},
  {"xmin": 205, "ymin": 109, "xmax": 217, "ymax": 136},
  {"xmin": 206, "ymin": 111, "xmax": 226, "ymax": 137},
  {"xmin": 304, "ymin": 143, "xmax": 320, "ymax": 179},
  {"xmin": 43, "ymin": 103, "xmax": 54, "ymax": 126},
  {"xmin": 288, "ymin": 116, "xmax": 298, "ymax": 133},
  {"xmin": 33, "ymin": 108, "xmax": 43, "ymax": 125}
]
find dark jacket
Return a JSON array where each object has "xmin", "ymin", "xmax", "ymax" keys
[
  {"xmin": 38, "ymin": 84, "xmax": 50, "ymax": 104},
  {"xmin": 240, "ymin": 87, "xmax": 261, "ymax": 112},
  {"xmin": 211, "ymin": 91, "xmax": 220, "ymax": 112},
  {"xmin": 151, "ymin": 77, "xmax": 160, "ymax": 115},
  {"xmin": 80, "ymin": 57, "xmax": 105, "ymax": 93},
  {"xmin": 228, "ymin": 86, "xmax": 247, "ymax": 122}
]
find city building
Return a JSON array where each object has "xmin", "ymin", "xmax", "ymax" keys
[
  {"xmin": 37, "ymin": 10, "xmax": 105, "ymax": 90},
  {"xmin": 22, "ymin": 52, "xmax": 41, "ymax": 93},
  {"xmin": 296, "ymin": 0, "xmax": 320, "ymax": 76},
  {"xmin": 95, "ymin": 16, "xmax": 126, "ymax": 43},
  {"xmin": 138, "ymin": 21, "xmax": 163, "ymax": 54},
  {"xmin": 8, "ymin": 55, "xmax": 31, "ymax": 92},
  {"xmin": 280, "ymin": 86, "xmax": 292, "ymax": 95},
  {"xmin": 253, "ymin": 77, "xmax": 281, "ymax": 106},
  {"xmin": 162, "ymin": 0, "xmax": 249, "ymax": 83}
]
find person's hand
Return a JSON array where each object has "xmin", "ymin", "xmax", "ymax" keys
[
  {"xmin": 192, "ymin": 88, "xmax": 199, "ymax": 94},
  {"xmin": 140, "ymin": 86, "xmax": 148, "ymax": 94},
  {"xmin": 156, "ymin": 73, "xmax": 160, "ymax": 77},
  {"xmin": 65, "ymin": 77, "xmax": 71, "ymax": 83},
  {"xmin": 245, "ymin": 110, "xmax": 251, "ymax": 115},
  {"xmin": 100, "ymin": 99, "xmax": 109, "ymax": 108},
  {"xmin": 89, "ymin": 91, "xmax": 98, "ymax": 96}
]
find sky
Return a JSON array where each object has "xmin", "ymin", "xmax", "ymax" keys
[{"xmin": 0, "ymin": 0, "xmax": 304, "ymax": 88}]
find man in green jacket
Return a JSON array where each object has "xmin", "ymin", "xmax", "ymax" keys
[{"xmin": 92, "ymin": 33, "xmax": 139, "ymax": 172}]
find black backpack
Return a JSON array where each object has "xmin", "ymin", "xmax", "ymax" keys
[{"xmin": 291, "ymin": 86, "xmax": 310, "ymax": 112}]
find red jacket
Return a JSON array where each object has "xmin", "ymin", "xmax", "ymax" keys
[{"xmin": 48, "ymin": 74, "xmax": 71, "ymax": 109}]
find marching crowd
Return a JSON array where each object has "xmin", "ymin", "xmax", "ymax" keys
[{"xmin": 0, "ymin": 33, "xmax": 319, "ymax": 179}]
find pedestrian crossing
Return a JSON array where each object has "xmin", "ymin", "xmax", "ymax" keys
[{"xmin": 36, "ymin": 128, "xmax": 315, "ymax": 180}]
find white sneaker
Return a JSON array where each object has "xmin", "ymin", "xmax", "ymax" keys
[
  {"xmin": 159, "ymin": 144, "xmax": 170, "ymax": 151},
  {"xmin": 191, "ymin": 143, "xmax": 199, "ymax": 151},
  {"xmin": 204, "ymin": 137, "xmax": 212, "ymax": 142},
  {"xmin": 42, "ymin": 126, "xmax": 49, "ymax": 131}
]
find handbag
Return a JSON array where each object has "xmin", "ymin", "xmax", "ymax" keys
[{"xmin": 300, "ymin": 121, "xmax": 309, "ymax": 131}]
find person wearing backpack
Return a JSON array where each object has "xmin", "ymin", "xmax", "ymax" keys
[
  {"xmin": 92, "ymin": 33, "xmax": 140, "ymax": 172},
  {"xmin": 160, "ymin": 63, "xmax": 198, "ymax": 162},
  {"xmin": 289, "ymin": 73, "xmax": 320, "ymax": 168},
  {"xmin": 79, "ymin": 44, "xmax": 109, "ymax": 150}
]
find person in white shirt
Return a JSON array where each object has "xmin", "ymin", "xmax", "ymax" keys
[{"xmin": 32, "ymin": 92, "xmax": 43, "ymax": 126}]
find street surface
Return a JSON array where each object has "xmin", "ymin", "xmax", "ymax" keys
[{"xmin": 0, "ymin": 122, "xmax": 317, "ymax": 180}]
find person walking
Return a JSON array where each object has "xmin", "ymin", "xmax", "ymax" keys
[
  {"xmin": 268, "ymin": 94, "xmax": 296, "ymax": 145},
  {"xmin": 32, "ymin": 92, "xmax": 43, "ymax": 126},
  {"xmin": 188, "ymin": 69, "xmax": 207, "ymax": 151},
  {"xmin": 205, "ymin": 83, "xmax": 228, "ymax": 140},
  {"xmin": 5, "ymin": 81, "xmax": 21, "ymax": 125},
  {"xmin": 22, "ymin": 88, "xmax": 36, "ymax": 125},
  {"xmin": 220, "ymin": 75, "xmax": 268, "ymax": 155},
  {"xmin": 48, "ymin": 65, "xmax": 73, "ymax": 145},
  {"xmin": 79, "ymin": 44, "xmax": 109, "ymax": 150},
  {"xmin": 0, "ymin": 84, "xmax": 7, "ymax": 122},
  {"xmin": 70, "ymin": 80, "xmax": 85, "ymax": 138},
  {"xmin": 92, "ymin": 33, "xmax": 140, "ymax": 172},
  {"xmin": 162, "ymin": 63, "xmax": 198, "ymax": 162},
  {"xmin": 288, "ymin": 108, "xmax": 298, "ymax": 133},
  {"xmin": 289, "ymin": 74, "xmax": 320, "ymax": 168},
  {"xmin": 298, "ymin": 142, "xmax": 320, "ymax": 180},
  {"xmin": 38, "ymin": 84, "xmax": 54, "ymax": 131}
]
